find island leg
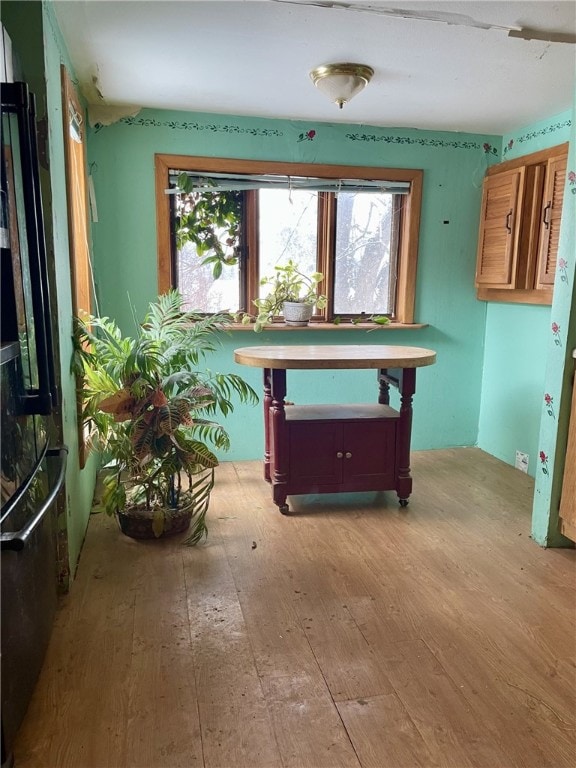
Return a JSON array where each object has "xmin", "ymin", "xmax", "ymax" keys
[
  {"xmin": 270, "ymin": 369, "xmax": 289, "ymax": 514},
  {"xmin": 263, "ymin": 368, "xmax": 272, "ymax": 483},
  {"xmin": 397, "ymin": 368, "xmax": 416, "ymax": 506},
  {"xmin": 378, "ymin": 369, "xmax": 391, "ymax": 405}
]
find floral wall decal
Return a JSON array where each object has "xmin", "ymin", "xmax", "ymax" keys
[
  {"xmin": 568, "ymin": 170, "xmax": 576, "ymax": 195},
  {"xmin": 111, "ymin": 115, "xmax": 284, "ymax": 137},
  {"xmin": 544, "ymin": 393, "xmax": 555, "ymax": 419},
  {"xmin": 483, "ymin": 142, "xmax": 498, "ymax": 155},
  {"xmin": 539, "ymin": 451, "xmax": 549, "ymax": 475},
  {"xmin": 558, "ymin": 258, "xmax": 569, "ymax": 285},
  {"xmin": 551, "ymin": 322, "xmax": 562, "ymax": 346},
  {"xmin": 509, "ymin": 119, "xmax": 572, "ymax": 148},
  {"xmin": 297, "ymin": 129, "xmax": 316, "ymax": 142},
  {"xmin": 345, "ymin": 133, "xmax": 484, "ymax": 151},
  {"xmin": 503, "ymin": 139, "xmax": 514, "ymax": 156}
]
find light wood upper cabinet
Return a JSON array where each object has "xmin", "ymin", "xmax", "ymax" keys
[
  {"xmin": 475, "ymin": 143, "xmax": 568, "ymax": 305},
  {"xmin": 475, "ymin": 168, "xmax": 524, "ymax": 288},
  {"xmin": 536, "ymin": 155, "xmax": 566, "ymax": 288}
]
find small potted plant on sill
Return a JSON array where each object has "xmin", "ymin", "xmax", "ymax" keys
[
  {"xmin": 72, "ymin": 291, "xmax": 258, "ymax": 543},
  {"xmin": 252, "ymin": 259, "xmax": 327, "ymax": 332}
]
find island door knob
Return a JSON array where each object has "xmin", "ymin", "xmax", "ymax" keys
[
  {"xmin": 336, "ymin": 451, "xmax": 343, "ymax": 459},
  {"xmin": 345, "ymin": 452, "xmax": 352, "ymax": 459}
]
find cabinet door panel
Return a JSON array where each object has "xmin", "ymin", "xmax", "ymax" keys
[
  {"xmin": 559, "ymin": 361, "xmax": 576, "ymax": 543},
  {"xmin": 343, "ymin": 421, "xmax": 397, "ymax": 484},
  {"xmin": 536, "ymin": 156, "xmax": 566, "ymax": 288},
  {"xmin": 475, "ymin": 169, "xmax": 523, "ymax": 287},
  {"xmin": 288, "ymin": 422, "xmax": 342, "ymax": 485}
]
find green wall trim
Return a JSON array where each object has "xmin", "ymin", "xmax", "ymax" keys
[
  {"xmin": 108, "ymin": 114, "xmax": 284, "ymax": 137},
  {"xmin": 344, "ymin": 132, "xmax": 495, "ymax": 152},
  {"xmin": 502, "ymin": 110, "xmax": 572, "ymax": 160},
  {"xmin": 110, "ymin": 112, "xmax": 499, "ymax": 155},
  {"xmin": 41, "ymin": 0, "xmax": 75, "ymax": 77}
]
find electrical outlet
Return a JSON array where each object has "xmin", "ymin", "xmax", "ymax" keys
[{"xmin": 515, "ymin": 451, "xmax": 529, "ymax": 473}]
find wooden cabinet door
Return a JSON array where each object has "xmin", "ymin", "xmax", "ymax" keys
[
  {"xmin": 343, "ymin": 421, "xmax": 397, "ymax": 485},
  {"xmin": 475, "ymin": 168, "xmax": 524, "ymax": 288},
  {"xmin": 536, "ymin": 154, "xmax": 567, "ymax": 288},
  {"xmin": 288, "ymin": 418, "xmax": 398, "ymax": 488},
  {"xmin": 288, "ymin": 421, "xmax": 343, "ymax": 485}
]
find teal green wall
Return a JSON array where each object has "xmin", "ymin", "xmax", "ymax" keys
[
  {"xmin": 477, "ymin": 112, "xmax": 572, "ymax": 477},
  {"xmin": 1, "ymin": 2, "xmax": 99, "ymax": 582},
  {"xmin": 42, "ymin": 2, "xmax": 99, "ymax": 577},
  {"xmin": 531, "ymin": 104, "xmax": 576, "ymax": 546},
  {"xmin": 477, "ymin": 304, "xmax": 551, "ymax": 474},
  {"xmin": 88, "ymin": 111, "xmax": 500, "ymax": 460}
]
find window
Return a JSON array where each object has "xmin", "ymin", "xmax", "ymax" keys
[
  {"xmin": 155, "ymin": 155, "xmax": 422, "ymax": 324},
  {"xmin": 62, "ymin": 66, "xmax": 93, "ymax": 466},
  {"xmin": 62, "ymin": 66, "xmax": 92, "ymax": 319}
]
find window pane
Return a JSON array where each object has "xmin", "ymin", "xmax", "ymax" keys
[
  {"xmin": 174, "ymin": 188, "xmax": 242, "ymax": 312},
  {"xmin": 177, "ymin": 242, "xmax": 240, "ymax": 312},
  {"xmin": 333, "ymin": 192, "xmax": 396, "ymax": 315},
  {"xmin": 258, "ymin": 189, "xmax": 318, "ymax": 293}
]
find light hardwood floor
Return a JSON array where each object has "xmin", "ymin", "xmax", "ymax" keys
[{"xmin": 14, "ymin": 448, "xmax": 576, "ymax": 768}]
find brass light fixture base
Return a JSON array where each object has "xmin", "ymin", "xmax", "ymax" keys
[{"xmin": 309, "ymin": 63, "xmax": 374, "ymax": 108}]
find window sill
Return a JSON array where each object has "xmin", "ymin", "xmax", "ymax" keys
[{"xmin": 228, "ymin": 322, "xmax": 428, "ymax": 332}]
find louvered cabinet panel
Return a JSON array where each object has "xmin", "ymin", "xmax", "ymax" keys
[
  {"xmin": 475, "ymin": 168, "xmax": 523, "ymax": 288},
  {"xmin": 559, "ymin": 353, "xmax": 576, "ymax": 543},
  {"xmin": 536, "ymin": 155, "xmax": 567, "ymax": 288}
]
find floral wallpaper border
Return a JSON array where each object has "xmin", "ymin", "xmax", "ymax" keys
[
  {"xmin": 115, "ymin": 115, "xmax": 284, "ymax": 137},
  {"xmin": 113, "ymin": 114, "xmax": 499, "ymax": 153},
  {"xmin": 504, "ymin": 119, "xmax": 572, "ymax": 150},
  {"xmin": 345, "ymin": 133, "xmax": 485, "ymax": 151}
]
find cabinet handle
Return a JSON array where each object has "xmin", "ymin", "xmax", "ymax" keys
[
  {"xmin": 345, "ymin": 452, "xmax": 352, "ymax": 459},
  {"xmin": 505, "ymin": 210, "xmax": 513, "ymax": 233},
  {"xmin": 542, "ymin": 201, "xmax": 551, "ymax": 229},
  {"xmin": 336, "ymin": 451, "xmax": 343, "ymax": 459}
]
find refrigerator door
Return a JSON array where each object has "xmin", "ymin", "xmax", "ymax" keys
[
  {"xmin": 0, "ymin": 344, "xmax": 45, "ymax": 507},
  {"xmin": 1, "ymin": 81, "xmax": 57, "ymax": 415},
  {"xmin": 0, "ymin": 444, "xmax": 66, "ymax": 754},
  {"xmin": 1, "ymin": 36, "xmax": 65, "ymax": 764}
]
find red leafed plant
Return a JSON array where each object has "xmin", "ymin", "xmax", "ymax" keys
[{"xmin": 73, "ymin": 291, "xmax": 257, "ymax": 542}]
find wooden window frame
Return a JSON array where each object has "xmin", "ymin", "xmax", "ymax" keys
[
  {"xmin": 61, "ymin": 65, "xmax": 92, "ymax": 467},
  {"xmin": 155, "ymin": 154, "xmax": 423, "ymax": 324}
]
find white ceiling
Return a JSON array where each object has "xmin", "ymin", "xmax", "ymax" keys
[{"xmin": 53, "ymin": 0, "xmax": 576, "ymax": 135}]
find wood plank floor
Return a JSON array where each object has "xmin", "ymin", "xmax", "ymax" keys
[{"xmin": 13, "ymin": 448, "xmax": 576, "ymax": 768}]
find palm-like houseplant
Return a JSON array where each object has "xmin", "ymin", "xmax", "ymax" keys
[{"xmin": 73, "ymin": 291, "xmax": 258, "ymax": 543}]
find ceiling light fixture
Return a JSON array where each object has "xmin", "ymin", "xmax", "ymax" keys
[{"xmin": 309, "ymin": 62, "xmax": 374, "ymax": 109}]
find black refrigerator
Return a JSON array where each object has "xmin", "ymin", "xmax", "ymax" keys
[{"xmin": 1, "ymin": 35, "xmax": 67, "ymax": 768}]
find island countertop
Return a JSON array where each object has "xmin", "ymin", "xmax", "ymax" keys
[{"xmin": 234, "ymin": 344, "xmax": 437, "ymax": 370}]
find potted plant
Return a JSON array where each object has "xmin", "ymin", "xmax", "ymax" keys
[
  {"xmin": 252, "ymin": 259, "xmax": 327, "ymax": 332},
  {"xmin": 72, "ymin": 291, "xmax": 258, "ymax": 543}
]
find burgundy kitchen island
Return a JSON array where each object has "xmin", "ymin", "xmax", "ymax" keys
[{"xmin": 234, "ymin": 345, "xmax": 436, "ymax": 514}]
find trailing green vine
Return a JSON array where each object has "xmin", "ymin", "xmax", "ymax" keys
[{"xmin": 175, "ymin": 173, "xmax": 243, "ymax": 279}]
